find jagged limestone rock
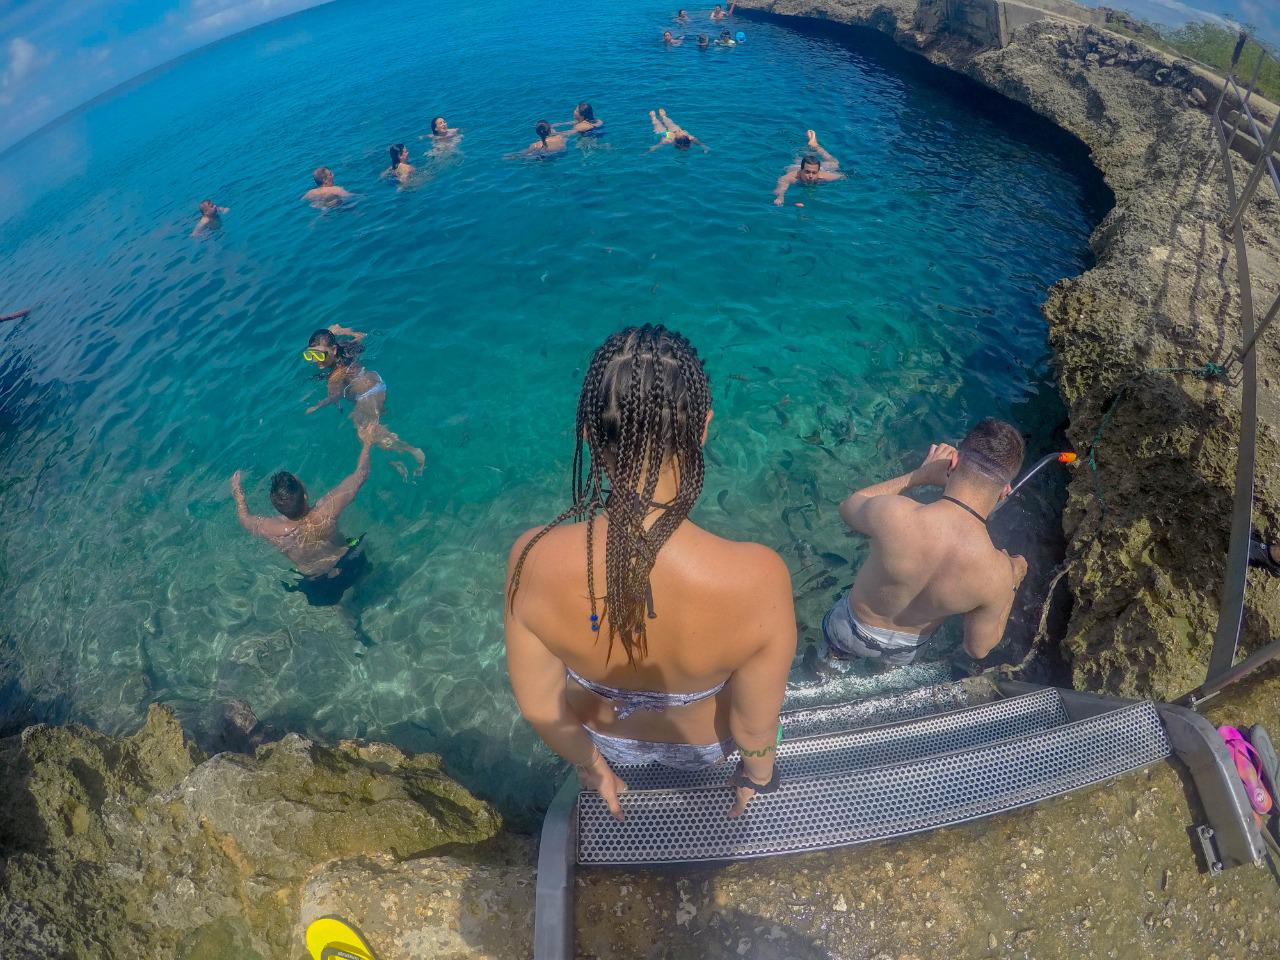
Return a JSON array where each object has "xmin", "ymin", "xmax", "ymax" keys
[{"xmin": 0, "ymin": 705, "xmax": 500, "ymax": 959}]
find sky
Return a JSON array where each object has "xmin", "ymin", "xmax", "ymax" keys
[
  {"xmin": 0, "ymin": 0, "xmax": 1276, "ymax": 155},
  {"xmin": 0, "ymin": 0, "xmax": 331, "ymax": 154}
]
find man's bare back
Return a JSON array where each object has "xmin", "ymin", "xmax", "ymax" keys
[{"xmin": 827, "ymin": 429, "xmax": 1027, "ymax": 665}]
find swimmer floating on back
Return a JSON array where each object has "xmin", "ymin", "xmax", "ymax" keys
[
  {"xmin": 648, "ymin": 109, "xmax": 708, "ymax": 153},
  {"xmin": 304, "ymin": 324, "xmax": 426, "ymax": 478},
  {"xmin": 191, "ymin": 199, "xmax": 229, "ymax": 237},
  {"xmin": 509, "ymin": 121, "xmax": 568, "ymax": 158},
  {"xmin": 302, "ymin": 166, "xmax": 354, "ymax": 207},
  {"xmin": 773, "ymin": 130, "xmax": 845, "ymax": 205},
  {"xmin": 382, "ymin": 144, "xmax": 415, "ymax": 184}
]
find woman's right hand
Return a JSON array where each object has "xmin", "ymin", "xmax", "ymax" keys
[{"xmin": 576, "ymin": 751, "xmax": 629, "ymax": 821}]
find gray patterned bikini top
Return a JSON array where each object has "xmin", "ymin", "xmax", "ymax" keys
[{"xmin": 565, "ymin": 666, "xmax": 727, "ymax": 720}]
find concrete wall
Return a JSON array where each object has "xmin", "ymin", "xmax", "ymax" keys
[{"xmin": 918, "ymin": 0, "xmax": 1091, "ymax": 49}]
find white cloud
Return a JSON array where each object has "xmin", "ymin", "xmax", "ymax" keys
[
  {"xmin": 1, "ymin": 37, "xmax": 54, "ymax": 105},
  {"xmin": 184, "ymin": 0, "xmax": 314, "ymax": 37}
]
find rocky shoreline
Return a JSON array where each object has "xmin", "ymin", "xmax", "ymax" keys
[
  {"xmin": 733, "ymin": 0, "xmax": 1280, "ymax": 702},
  {"xmin": 6, "ymin": 4, "xmax": 1280, "ymax": 959}
]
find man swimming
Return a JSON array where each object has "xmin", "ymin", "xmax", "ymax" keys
[
  {"xmin": 648, "ymin": 108, "xmax": 707, "ymax": 152},
  {"xmin": 510, "ymin": 121, "xmax": 568, "ymax": 158},
  {"xmin": 191, "ymin": 199, "xmax": 229, "ymax": 237},
  {"xmin": 230, "ymin": 426, "xmax": 375, "ymax": 606},
  {"xmin": 553, "ymin": 102, "xmax": 604, "ymax": 135},
  {"xmin": 711, "ymin": 4, "xmax": 726, "ymax": 20},
  {"xmin": 302, "ymin": 166, "xmax": 354, "ymax": 207},
  {"xmin": 821, "ymin": 420, "xmax": 1029, "ymax": 667},
  {"xmin": 675, "ymin": 8, "xmax": 689, "ymax": 22},
  {"xmin": 383, "ymin": 144, "xmax": 415, "ymax": 184},
  {"xmin": 663, "ymin": 29, "xmax": 684, "ymax": 45},
  {"xmin": 772, "ymin": 130, "xmax": 845, "ymax": 205}
]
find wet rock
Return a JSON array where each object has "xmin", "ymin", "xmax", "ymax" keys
[{"xmin": 0, "ymin": 705, "xmax": 500, "ymax": 958}]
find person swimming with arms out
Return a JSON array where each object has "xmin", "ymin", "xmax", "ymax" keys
[
  {"xmin": 382, "ymin": 144, "xmax": 415, "ymax": 185},
  {"xmin": 304, "ymin": 325, "xmax": 426, "ymax": 478},
  {"xmin": 230, "ymin": 423, "xmax": 376, "ymax": 608},
  {"xmin": 552, "ymin": 102, "xmax": 605, "ymax": 136},
  {"xmin": 508, "ymin": 121, "xmax": 568, "ymax": 158},
  {"xmin": 647, "ymin": 108, "xmax": 708, "ymax": 153},
  {"xmin": 773, "ymin": 129, "xmax": 845, "ymax": 205},
  {"xmin": 505, "ymin": 325, "xmax": 797, "ymax": 821},
  {"xmin": 191, "ymin": 199, "xmax": 229, "ymax": 237},
  {"xmin": 302, "ymin": 166, "xmax": 354, "ymax": 208},
  {"xmin": 663, "ymin": 29, "xmax": 684, "ymax": 45}
]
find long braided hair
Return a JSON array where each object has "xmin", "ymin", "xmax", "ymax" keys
[{"xmin": 508, "ymin": 325, "xmax": 711, "ymax": 667}]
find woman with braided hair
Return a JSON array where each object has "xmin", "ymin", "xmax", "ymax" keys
[{"xmin": 504, "ymin": 325, "xmax": 796, "ymax": 821}]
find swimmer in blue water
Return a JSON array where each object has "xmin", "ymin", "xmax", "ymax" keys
[
  {"xmin": 509, "ymin": 121, "xmax": 568, "ymax": 158},
  {"xmin": 648, "ymin": 109, "xmax": 708, "ymax": 153},
  {"xmin": 773, "ymin": 129, "xmax": 845, "ymax": 205},
  {"xmin": 304, "ymin": 325, "xmax": 426, "ymax": 477},
  {"xmin": 425, "ymin": 115, "xmax": 462, "ymax": 155},
  {"xmin": 302, "ymin": 166, "xmax": 353, "ymax": 208},
  {"xmin": 663, "ymin": 29, "xmax": 684, "ymax": 45},
  {"xmin": 710, "ymin": 4, "xmax": 727, "ymax": 20},
  {"xmin": 191, "ymin": 199, "xmax": 229, "ymax": 237},
  {"xmin": 697, "ymin": 33, "xmax": 710, "ymax": 49},
  {"xmin": 715, "ymin": 28, "xmax": 736, "ymax": 45},
  {"xmin": 230, "ymin": 425, "xmax": 376, "ymax": 607},
  {"xmin": 553, "ymin": 102, "xmax": 605, "ymax": 136},
  {"xmin": 675, "ymin": 9, "xmax": 689, "ymax": 22},
  {"xmin": 382, "ymin": 144, "xmax": 415, "ymax": 184}
]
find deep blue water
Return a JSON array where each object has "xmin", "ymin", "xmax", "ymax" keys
[{"xmin": 0, "ymin": 0, "xmax": 1108, "ymax": 823}]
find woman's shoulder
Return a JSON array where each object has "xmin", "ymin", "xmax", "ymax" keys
[{"xmin": 685, "ymin": 525, "xmax": 790, "ymax": 588}]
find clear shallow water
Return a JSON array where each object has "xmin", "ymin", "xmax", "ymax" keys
[{"xmin": 0, "ymin": 0, "xmax": 1108, "ymax": 824}]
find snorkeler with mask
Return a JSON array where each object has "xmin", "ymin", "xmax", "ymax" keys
[{"xmin": 303, "ymin": 324, "xmax": 426, "ymax": 478}]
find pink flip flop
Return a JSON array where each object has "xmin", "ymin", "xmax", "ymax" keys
[{"xmin": 1219, "ymin": 725, "xmax": 1274, "ymax": 816}]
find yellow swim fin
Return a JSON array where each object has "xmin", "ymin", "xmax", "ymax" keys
[{"xmin": 305, "ymin": 916, "xmax": 381, "ymax": 960}]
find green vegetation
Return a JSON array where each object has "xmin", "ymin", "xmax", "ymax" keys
[{"xmin": 1097, "ymin": 12, "xmax": 1279, "ymax": 103}]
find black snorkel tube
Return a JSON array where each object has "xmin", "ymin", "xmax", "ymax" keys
[{"xmin": 988, "ymin": 451, "xmax": 1078, "ymax": 517}]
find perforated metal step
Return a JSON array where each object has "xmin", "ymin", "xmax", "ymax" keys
[
  {"xmin": 619, "ymin": 687, "xmax": 1069, "ymax": 791},
  {"xmin": 577, "ymin": 701, "xmax": 1171, "ymax": 865}
]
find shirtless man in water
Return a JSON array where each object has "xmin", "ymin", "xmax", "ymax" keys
[
  {"xmin": 822, "ymin": 419, "xmax": 1028, "ymax": 666},
  {"xmin": 302, "ymin": 166, "xmax": 353, "ymax": 207},
  {"xmin": 191, "ymin": 200, "xmax": 229, "ymax": 237},
  {"xmin": 230, "ymin": 426, "xmax": 375, "ymax": 606},
  {"xmin": 773, "ymin": 130, "xmax": 844, "ymax": 205}
]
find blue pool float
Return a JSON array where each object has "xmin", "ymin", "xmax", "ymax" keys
[{"xmin": 735, "ymin": 31, "xmax": 745, "ymax": 42}]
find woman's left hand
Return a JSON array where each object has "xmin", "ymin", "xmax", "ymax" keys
[{"xmin": 576, "ymin": 752, "xmax": 629, "ymax": 821}]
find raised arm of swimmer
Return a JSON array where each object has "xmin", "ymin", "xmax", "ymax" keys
[
  {"xmin": 310, "ymin": 428, "xmax": 375, "ymax": 526},
  {"xmin": 230, "ymin": 470, "xmax": 288, "ymax": 539},
  {"xmin": 306, "ymin": 373, "xmax": 346, "ymax": 414},
  {"xmin": 327, "ymin": 323, "xmax": 366, "ymax": 341}
]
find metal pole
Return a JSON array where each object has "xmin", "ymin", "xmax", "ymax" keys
[
  {"xmin": 1221, "ymin": 48, "xmax": 1266, "ymax": 153},
  {"xmin": 1228, "ymin": 113, "xmax": 1280, "ymax": 231},
  {"xmin": 1237, "ymin": 291, "xmax": 1280, "ymax": 365},
  {"xmin": 1183, "ymin": 634, "xmax": 1280, "ymax": 707}
]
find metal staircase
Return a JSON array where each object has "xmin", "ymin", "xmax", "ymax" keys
[{"xmin": 534, "ymin": 679, "xmax": 1263, "ymax": 959}]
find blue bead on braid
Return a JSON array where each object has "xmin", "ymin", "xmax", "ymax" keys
[{"xmin": 590, "ymin": 613, "xmax": 599, "ymax": 632}]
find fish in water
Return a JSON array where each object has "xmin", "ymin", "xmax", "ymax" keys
[
  {"xmin": 819, "ymin": 552, "xmax": 848, "ymax": 568},
  {"xmin": 780, "ymin": 450, "xmax": 795, "ymax": 472},
  {"xmin": 776, "ymin": 407, "xmax": 790, "ymax": 427},
  {"xmin": 754, "ymin": 365, "xmax": 775, "ymax": 377},
  {"xmin": 800, "ymin": 574, "xmax": 839, "ymax": 598},
  {"xmin": 834, "ymin": 418, "xmax": 857, "ymax": 445},
  {"xmin": 800, "ymin": 432, "xmax": 824, "ymax": 446},
  {"xmin": 717, "ymin": 489, "xmax": 730, "ymax": 513},
  {"xmin": 728, "ymin": 373, "xmax": 751, "ymax": 382}
]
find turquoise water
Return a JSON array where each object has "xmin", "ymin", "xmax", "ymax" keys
[{"xmin": 0, "ymin": 0, "xmax": 1108, "ymax": 822}]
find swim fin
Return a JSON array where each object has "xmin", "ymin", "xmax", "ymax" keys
[{"xmin": 305, "ymin": 916, "xmax": 381, "ymax": 960}]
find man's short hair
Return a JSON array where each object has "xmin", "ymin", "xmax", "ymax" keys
[
  {"xmin": 312, "ymin": 166, "xmax": 332, "ymax": 186},
  {"xmin": 800, "ymin": 154, "xmax": 821, "ymax": 169},
  {"xmin": 957, "ymin": 419, "xmax": 1025, "ymax": 487},
  {"xmin": 270, "ymin": 472, "xmax": 308, "ymax": 519}
]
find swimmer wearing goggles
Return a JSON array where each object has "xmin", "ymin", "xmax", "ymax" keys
[{"xmin": 303, "ymin": 348, "xmax": 328, "ymax": 363}]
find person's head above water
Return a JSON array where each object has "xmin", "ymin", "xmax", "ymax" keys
[
  {"xmin": 199, "ymin": 199, "xmax": 217, "ymax": 216},
  {"xmin": 270, "ymin": 471, "xmax": 309, "ymax": 520},
  {"xmin": 303, "ymin": 328, "xmax": 362, "ymax": 370},
  {"xmin": 535, "ymin": 120, "xmax": 553, "ymax": 144},
  {"xmin": 312, "ymin": 166, "xmax": 335, "ymax": 187},
  {"xmin": 697, "ymin": 33, "xmax": 709, "ymax": 46},
  {"xmin": 674, "ymin": 134, "xmax": 693, "ymax": 149},
  {"xmin": 575, "ymin": 102, "xmax": 596, "ymax": 123},
  {"xmin": 954, "ymin": 418, "xmax": 1025, "ymax": 493},
  {"xmin": 432, "ymin": 116, "xmax": 448, "ymax": 135},
  {"xmin": 798, "ymin": 154, "xmax": 822, "ymax": 182},
  {"xmin": 508, "ymin": 324, "xmax": 712, "ymax": 666},
  {"xmin": 389, "ymin": 143, "xmax": 408, "ymax": 166}
]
